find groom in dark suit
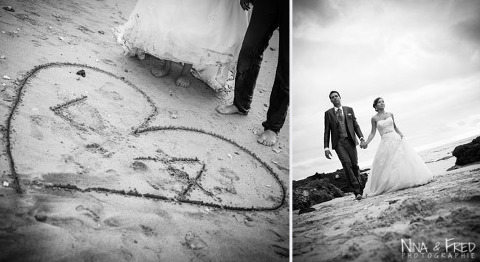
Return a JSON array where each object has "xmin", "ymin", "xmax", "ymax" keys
[
  {"xmin": 216, "ymin": 0, "xmax": 289, "ymax": 147},
  {"xmin": 324, "ymin": 91, "xmax": 366, "ymax": 200}
]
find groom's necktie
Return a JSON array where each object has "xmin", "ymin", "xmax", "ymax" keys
[
  {"xmin": 336, "ymin": 109, "xmax": 343, "ymax": 122},
  {"xmin": 336, "ymin": 109, "xmax": 348, "ymax": 138}
]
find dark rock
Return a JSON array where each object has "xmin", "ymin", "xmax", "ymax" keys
[
  {"xmin": 388, "ymin": 199, "xmax": 399, "ymax": 205},
  {"xmin": 298, "ymin": 207, "xmax": 316, "ymax": 215},
  {"xmin": 293, "ymin": 169, "xmax": 369, "ymax": 210},
  {"xmin": 3, "ymin": 6, "xmax": 15, "ymax": 12},
  {"xmin": 34, "ymin": 214, "xmax": 47, "ymax": 222},
  {"xmin": 437, "ymin": 155, "xmax": 454, "ymax": 162},
  {"xmin": 452, "ymin": 136, "xmax": 480, "ymax": 165},
  {"xmin": 446, "ymin": 165, "xmax": 460, "ymax": 171},
  {"xmin": 467, "ymin": 195, "xmax": 480, "ymax": 202},
  {"xmin": 76, "ymin": 69, "xmax": 86, "ymax": 77},
  {"xmin": 294, "ymin": 169, "xmax": 368, "ymax": 193},
  {"xmin": 293, "ymin": 178, "xmax": 344, "ymax": 210},
  {"xmin": 292, "ymin": 189, "xmax": 313, "ymax": 211}
]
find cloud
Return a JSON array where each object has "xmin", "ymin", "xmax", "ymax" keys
[{"xmin": 292, "ymin": 0, "xmax": 339, "ymax": 29}]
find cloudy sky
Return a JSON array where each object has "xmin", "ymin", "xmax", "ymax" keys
[{"xmin": 292, "ymin": 0, "xmax": 480, "ymax": 180}]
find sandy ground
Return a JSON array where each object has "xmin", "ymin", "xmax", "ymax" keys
[
  {"xmin": 293, "ymin": 153, "xmax": 480, "ymax": 262},
  {"xmin": 0, "ymin": 1, "xmax": 289, "ymax": 261}
]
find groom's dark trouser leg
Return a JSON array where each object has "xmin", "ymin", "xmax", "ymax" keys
[
  {"xmin": 233, "ymin": 0, "xmax": 279, "ymax": 114},
  {"xmin": 335, "ymin": 138, "xmax": 362, "ymax": 195},
  {"xmin": 353, "ymin": 165, "xmax": 364, "ymax": 195},
  {"xmin": 346, "ymin": 141, "xmax": 362, "ymax": 194},
  {"xmin": 262, "ymin": 0, "xmax": 289, "ymax": 133}
]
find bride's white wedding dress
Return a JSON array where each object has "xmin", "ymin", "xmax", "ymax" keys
[
  {"xmin": 115, "ymin": 0, "xmax": 249, "ymax": 91},
  {"xmin": 363, "ymin": 117, "xmax": 433, "ymax": 197}
]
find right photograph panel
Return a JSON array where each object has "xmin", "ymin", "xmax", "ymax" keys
[{"xmin": 291, "ymin": 0, "xmax": 480, "ymax": 261}]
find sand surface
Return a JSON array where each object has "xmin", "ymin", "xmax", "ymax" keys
[
  {"xmin": 0, "ymin": 1, "xmax": 289, "ymax": 261},
  {"xmin": 293, "ymin": 152, "xmax": 480, "ymax": 262}
]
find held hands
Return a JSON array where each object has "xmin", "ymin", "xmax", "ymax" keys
[
  {"xmin": 325, "ymin": 149, "xmax": 332, "ymax": 159},
  {"xmin": 360, "ymin": 140, "xmax": 368, "ymax": 149}
]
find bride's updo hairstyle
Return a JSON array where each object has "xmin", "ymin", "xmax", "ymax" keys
[{"xmin": 373, "ymin": 97, "xmax": 382, "ymax": 112}]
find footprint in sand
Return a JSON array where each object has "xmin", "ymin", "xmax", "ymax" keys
[
  {"xmin": 183, "ymin": 232, "xmax": 208, "ymax": 250},
  {"xmin": 101, "ymin": 59, "xmax": 117, "ymax": 67},
  {"xmin": 29, "ymin": 115, "xmax": 47, "ymax": 141},
  {"xmin": 104, "ymin": 216, "xmax": 122, "ymax": 228},
  {"xmin": 31, "ymin": 39, "xmax": 43, "ymax": 47},
  {"xmin": 13, "ymin": 13, "xmax": 38, "ymax": 25},
  {"xmin": 98, "ymin": 82, "xmax": 123, "ymax": 101},
  {"xmin": 140, "ymin": 224, "xmax": 156, "ymax": 237},
  {"xmin": 271, "ymin": 244, "xmax": 289, "ymax": 258},
  {"xmin": 76, "ymin": 205, "xmax": 100, "ymax": 222},
  {"xmin": 8, "ymin": 63, "xmax": 285, "ymax": 211}
]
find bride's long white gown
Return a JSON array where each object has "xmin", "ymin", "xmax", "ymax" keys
[
  {"xmin": 363, "ymin": 117, "xmax": 434, "ymax": 197},
  {"xmin": 115, "ymin": 0, "xmax": 249, "ymax": 91}
]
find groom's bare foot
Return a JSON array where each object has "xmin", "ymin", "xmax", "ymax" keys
[
  {"xmin": 151, "ymin": 67, "xmax": 170, "ymax": 77},
  {"xmin": 257, "ymin": 130, "xmax": 277, "ymax": 147},
  {"xmin": 175, "ymin": 63, "xmax": 193, "ymax": 88},
  {"xmin": 216, "ymin": 104, "xmax": 243, "ymax": 115}
]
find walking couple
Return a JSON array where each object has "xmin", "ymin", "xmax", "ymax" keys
[
  {"xmin": 324, "ymin": 91, "xmax": 434, "ymax": 200},
  {"xmin": 116, "ymin": 0, "xmax": 288, "ymax": 147}
]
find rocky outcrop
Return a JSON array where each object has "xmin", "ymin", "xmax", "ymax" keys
[
  {"xmin": 293, "ymin": 169, "xmax": 369, "ymax": 211},
  {"xmin": 293, "ymin": 178, "xmax": 344, "ymax": 211},
  {"xmin": 452, "ymin": 136, "xmax": 480, "ymax": 166}
]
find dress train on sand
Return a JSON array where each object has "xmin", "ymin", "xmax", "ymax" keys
[{"xmin": 363, "ymin": 117, "xmax": 433, "ymax": 197}]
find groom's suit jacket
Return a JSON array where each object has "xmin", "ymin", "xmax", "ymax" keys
[{"xmin": 324, "ymin": 106, "xmax": 364, "ymax": 150}]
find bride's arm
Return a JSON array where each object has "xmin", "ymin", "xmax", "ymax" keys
[
  {"xmin": 365, "ymin": 117, "xmax": 377, "ymax": 145},
  {"xmin": 391, "ymin": 113, "xmax": 404, "ymax": 138}
]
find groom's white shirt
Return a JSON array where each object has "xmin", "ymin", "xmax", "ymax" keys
[{"xmin": 334, "ymin": 106, "xmax": 344, "ymax": 119}]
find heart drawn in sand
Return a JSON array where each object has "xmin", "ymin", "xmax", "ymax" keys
[{"xmin": 7, "ymin": 63, "xmax": 285, "ymax": 211}]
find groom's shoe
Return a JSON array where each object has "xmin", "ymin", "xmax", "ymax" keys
[{"xmin": 355, "ymin": 194, "xmax": 362, "ymax": 201}]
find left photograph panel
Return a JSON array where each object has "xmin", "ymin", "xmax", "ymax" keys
[{"xmin": 0, "ymin": 0, "xmax": 290, "ymax": 261}]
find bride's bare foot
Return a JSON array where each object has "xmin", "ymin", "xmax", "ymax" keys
[
  {"xmin": 216, "ymin": 104, "xmax": 243, "ymax": 115},
  {"xmin": 151, "ymin": 60, "xmax": 172, "ymax": 77},
  {"xmin": 175, "ymin": 75, "xmax": 190, "ymax": 87},
  {"xmin": 175, "ymin": 63, "xmax": 192, "ymax": 88},
  {"xmin": 137, "ymin": 51, "xmax": 146, "ymax": 60},
  {"xmin": 257, "ymin": 130, "xmax": 277, "ymax": 146}
]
